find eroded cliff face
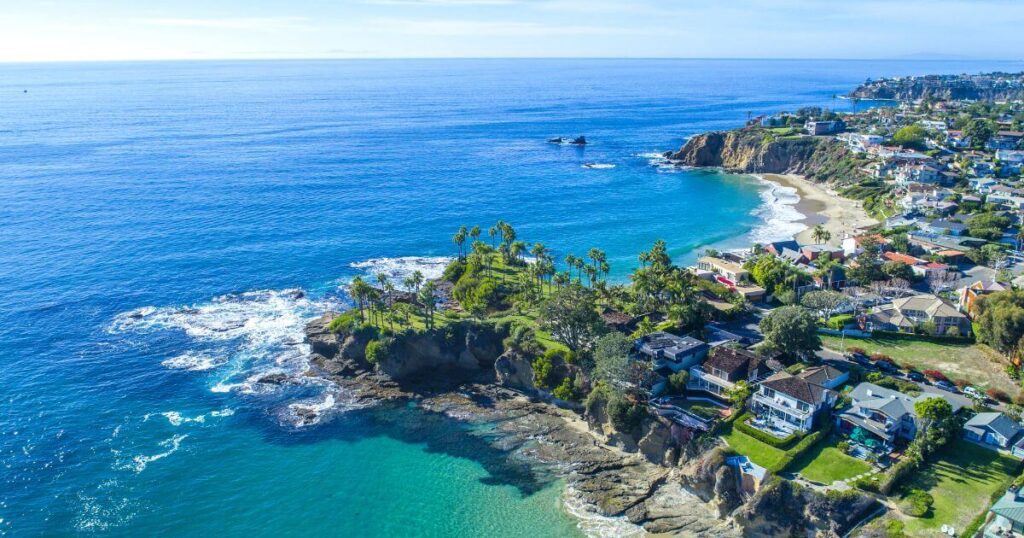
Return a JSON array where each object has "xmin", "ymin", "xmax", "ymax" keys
[
  {"xmin": 670, "ymin": 129, "xmax": 829, "ymax": 174},
  {"xmin": 850, "ymin": 77, "xmax": 1024, "ymax": 102},
  {"xmin": 734, "ymin": 479, "xmax": 880, "ymax": 537}
]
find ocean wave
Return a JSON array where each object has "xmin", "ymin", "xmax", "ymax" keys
[
  {"xmin": 349, "ymin": 256, "xmax": 452, "ymax": 283},
  {"xmin": 747, "ymin": 176, "xmax": 808, "ymax": 245},
  {"xmin": 564, "ymin": 486, "xmax": 645, "ymax": 538},
  {"xmin": 73, "ymin": 480, "xmax": 138, "ymax": 532},
  {"xmin": 582, "ymin": 163, "xmax": 616, "ymax": 169},
  {"xmin": 636, "ymin": 151, "xmax": 675, "ymax": 171}
]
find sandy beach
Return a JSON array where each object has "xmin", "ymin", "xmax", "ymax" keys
[{"xmin": 761, "ymin": 173, "xmax": 877, "ymax": 246}]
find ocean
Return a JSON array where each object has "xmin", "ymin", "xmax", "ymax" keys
[{"xmin": 2, "ymin": 58, "xmax": 1022, "ymax": 536}]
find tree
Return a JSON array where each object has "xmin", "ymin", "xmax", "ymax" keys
[
  {"xmin": 452, "ymin": 226, "xmax": 467, "ymax": 259},
  {"xmin": 532, "ymin": 349, "xmax": 568, "ymax": 390},
  {"xmin": 591, "ymin": 332, "xmax": 633, "ymax": 386},
  {"xmin": 811, "ymin": 224, "xmax": 831, "ymax": 244},
  {"xmin": 418, "ymin": 281, "xmax": 438, "ymax": 329},
  {"xmin": 800, "ymin": 290, "xmax": 848, "ymax": 320},
  {"xmin": 469, "ymin": 225, "xmax": 481, "ymax": 242},
  {"xmin": 975, "ymin": 290, "xmax": 1024, "ymax": 358},
  {"xmin": 913, "ymin": 397, "xmax": 956, "ymax": 455},
  {"xmin": 891, "ymin": 125, "xmax": 927, "ymax": 150},
  {"xmin": 963, "ymin": 118, "xmax": 995, "ymax": 148},
  {"xmin": 349, "ymin": 276, "xmax": 372, "ymax": 322},
  {"xmin": 759, "ymin": 305, "xmax": 821, "ymax": 357},
  {"xmin": 847, "ymin": 236, "xmax": 885, "ymax": 284},
  {"xmin": 540, "ymin": 283, "xmax": 606, "ymax": 352},
  {"xmin": 882, "ymin": 261, "xmax": 915, "ymax": 282}
]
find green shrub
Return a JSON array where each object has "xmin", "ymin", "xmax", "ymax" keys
[
  {"xmin": 606, "ymin": 393, "xmax": 644, "ymax": 433},
  {"xmin": 666, "ymin": 371, "xmax": 689, "ymax": 395},
  {"xmin": 898, "ymin": 489, "xmax": 933, "ymax": 517},
  {"xmin": 827, "ymin": 314, "xmax": 855, "ymax": 330},
  {"xmin": 364, "ymin": 337, "xmax": 395, "ymax": 365},
  {"xmin": 552, "ymin": 375, "xmax": 580, "ymax": 401}
]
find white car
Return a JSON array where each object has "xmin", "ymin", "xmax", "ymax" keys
[{"xmin": 963, "ymin": 386, "xmax": 983, "ymax": 400}]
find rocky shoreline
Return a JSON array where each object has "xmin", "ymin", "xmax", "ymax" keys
[{"xmin": 302, "ymin": 313, "xmax": 740, "ymax": 536}]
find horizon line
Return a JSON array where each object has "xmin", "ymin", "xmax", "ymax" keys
[{"xmin": 2, "ymin": 56, "xmax": 1023, "ymax": 66}]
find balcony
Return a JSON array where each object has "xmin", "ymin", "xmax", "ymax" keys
[{"xmin": 752, "ymin": 393, "xmax": 812, "ymax": 417}]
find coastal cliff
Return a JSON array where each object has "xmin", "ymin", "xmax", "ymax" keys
[
  {"xmin": 670, "ymin": 128, "xmax": 867, "ymax": 187},
  {"xmin": 303, "ymin": 313, "xmax": 740, "ymax": 536},
  {"xmin": 850, "ymin": 73, "xmax": 1024, "ymax": 101}
]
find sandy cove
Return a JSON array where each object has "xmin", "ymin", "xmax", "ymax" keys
[{"xmin": 760, "ymin": 173, "xmax": 878, "ymax": 246}]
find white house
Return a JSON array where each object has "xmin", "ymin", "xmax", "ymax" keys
[{"xmin": 750, "ymin": 371, "xmax": 837, "ymax": 435}]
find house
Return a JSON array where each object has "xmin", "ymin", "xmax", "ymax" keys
[
  {"xmin": 894, "ymin": 162, "xmax": 944, "ymax": 185},
  {"xmin": 997, "ymin": 149, "xmax": 1024, "ymax": 176},
  {"xmin": 987, "ymin": 131, "xmax": 1024, "ymax": 151},
  {"xmin": 695, "ymin": 256, "xmax": 766, "ymax": 301},
  {"xmin": 750, "ymin": 371, "xmax": 837, "ymax": 435},
  {"xmin": 836, "ymin": 383, "xmax": 963, "ymax": 449},
  {"xmin": 867, "ymin": 293, "xmax": 970, "ymax": 336},
  {"xmin": 763, "ymin": 240, "xmax": 800, "ymax": 257},
  {"xmin": 842, "ymin": 233, "xmax": 888, "ymax": 258},
  {"xmin": 636, "ymin": 331, "xmax": 709, "ymax": 373},
  {"xmin": 778, "ymin": 247, "xmax": 809, "ymax": 265},
  {"xmin": 959, "ymin": 280, "xmax": 1010, "ymax": 318},
  {"xmin": 881, "ymin": 251, "xmax": 950, "ymax": 278},
  {"xmin": 969, "ymin": 176, "xmax": 999, "ymax": 193},
  {"xmin": 688, "ymin": 346, "xmax": 777, "ymax": 398},
  {"xmin": 922, "ymin": 219, "xmax": 968, "ymax": 236},
  {"xmin": 798, "ymin": 365, "xmax": 849, "ymax": 390},
  {"xmin": 805, "ymin": 120, "xmax": 845, "ymax": 136},
  {"xmin": 945, "ymin": 130, "xmax": 971, "ymax": 149},
  {"xmin": 964, "ymin": 412, "xmax": 1024, "ymax": 457},
  {"xmin": 800, "ymin": 244, "xmax": 844, "ymax": 263},
  {"xmin": 985, "ymin": 488, "xmax": 1024, "ymax": 537}
]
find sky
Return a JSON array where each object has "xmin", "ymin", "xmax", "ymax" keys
[{"xmin": 1, "ymin": 0, "xmax": 1023, "ymax": 62}]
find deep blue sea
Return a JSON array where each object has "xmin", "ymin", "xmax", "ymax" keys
[{"xmin": 2, "ymin": 59, "xmax": 1022, "ymax": 536}]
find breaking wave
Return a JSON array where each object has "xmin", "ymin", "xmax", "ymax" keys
[
  {"xmin": 349, "ymin": 256, "xmax": 452, "ymax": 283},
  {"xmin": 748, "ymin": 176, "xmax": 807, "ymax": 244},
  {"xmin": 564, "ymin": 486, "xmax": 646, "ymax": 538}
]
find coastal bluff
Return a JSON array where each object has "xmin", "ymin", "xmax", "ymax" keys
[{"xmin": 669, "ymin": 129, "xmax": 853, "ymax": 179}]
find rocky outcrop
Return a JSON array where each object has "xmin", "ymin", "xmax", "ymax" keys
[
  {"xmin": 494, "ymin": 350, "xmax": 535, "ymax": 392},
  {"xmin": 637, "ymin": 417, "xmax": 679, "ymax": 467},
  {"xmin": 670, "ymin": 128, "xmax": 867, "ymax": 187},
  {"xmin": 734, "ymin": 479, "xmax": 880, "ymax": 537},
  {"xmin": 671, "ymin": 129, "xmax": 823, "ymax": 174}
]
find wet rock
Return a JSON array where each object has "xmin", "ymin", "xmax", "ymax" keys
[{"xmin": 494, "ymin": 350, "xmax": 535, "ymax": 392}]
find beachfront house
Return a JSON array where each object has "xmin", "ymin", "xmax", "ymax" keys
[
  {"xmin": 749, "ymin": 371, "xmax": 837, "ymax": 436},
  {"xmin": 687, "ymin": 346, "xmax": 777, "ymax": 399},
  {"xmin": 695, "ymin": 255, "xmax": 765, "ymax": 301},
  {"xmin": 635, "ymin": 331, "xmax": 709, "ymax": 373},
  {"xmin": 836, "ymin": 383, "xmax": 963, "ymax": 450},
  {"xmin": 963, "ymin": 412, "xmax": 1024, "ymax": 457},
  {"xmin": 959, "ymin": 280, "xmax": 1010, "ymax": 318}
]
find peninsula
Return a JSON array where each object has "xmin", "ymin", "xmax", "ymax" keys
[{"xmin": 307, "ymin": 72, "xmax": 1024, "ymax": 537}]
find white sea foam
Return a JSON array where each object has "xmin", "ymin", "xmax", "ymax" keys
[
  {"xmin": 349, "ymin": 256, "xmax": 452, "ymax": 283},
  {"xmin": 129, "ymin": 434, "xmax": 187, "ymax": 473},
  {"xmin": 564, "ymin": 486, "xmax": 646, "ymax": 538},
  {"xmin": 582, "ymin": 163, "xmax": 616, "ymax": 169},
  {"xmin": 161, "ymin": 351, "xmax": 226, "ymax": 372},
  {"xmin": 160, "ymin": 411, "xmax": 205, "ymax": 427},
  {"xmin": 748, "ymin": 176, "xmax": 808, "ymax": 244},
  {"xmin": 636, "ymin": 151, "xmax": 680, "ymax": 172}
]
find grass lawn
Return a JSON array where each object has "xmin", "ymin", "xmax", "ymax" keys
[
  {"xmin": 820, "ymin": 334, "xmax": 1019, "ymax": 398},
  {"xmin": 786, "ymin": 442, "xmax": 871, "ymax": 485},
  {"xmin": 898, "ymin": 440, "xmax": 1021, "ymax": 535},
  {"xmin": 719, "ymin": 423, "xmax": 788, "ymax": 470}
]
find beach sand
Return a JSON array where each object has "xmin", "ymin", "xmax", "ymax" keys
[{"xmin": 761, "ymin": 173, "xmax": 877, "ymax": 246}]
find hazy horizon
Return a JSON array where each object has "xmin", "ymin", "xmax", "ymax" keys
[{"xmin": 3, "ymin": 0, "xmax": 1023, "ymax": 63}]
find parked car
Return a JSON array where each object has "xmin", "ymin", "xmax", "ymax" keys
[
  {"xmin": 935, "ymin": 380, "xmax": 959, "ymax": 393},
  {"xmin": 963, "ymin": 386, "xmax": 983, "ymax": 399},
  {"xmin": 848, "ymin": 353, "xmax": 872, "ymax": 367},
  {"xmin": 877, "ymin": 361, "xmax": 899, "ymax": 374},
  {"xmin": 907, "ymin": 371, "xmax": 926, "ymax": 383}
]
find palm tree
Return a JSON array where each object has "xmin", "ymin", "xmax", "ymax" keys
[
  {"xmin": 488, "ymin": 225, "xmax": 498, "ymax": 248},
  {"xmin": 349, "ymin": 276, "xmax": 371, "ymax": 322},
  {"xmin": 469, "ymin": 225, "xmax": 481, "ymax": 242},
  {"xmin": 510, "ymin": 240, "xmax": 526, "ymax": 264},
  {"xmin": 418, "ymin": 281, "xmax": 437, "ymax": 330},
  {"xmin": 453, "ymin": 226, "xmax": 467, "ymax": 259},
  {"xmin": 811, "ymin": 225, "xmax": 831, "ymax": 245},
  {"xmin": 553, "ymin": 271, "xmax": 569, "ymax": 290}
]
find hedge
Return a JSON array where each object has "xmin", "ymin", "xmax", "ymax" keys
[
  {"xmin": 871, "ymin": 330, "xmax": 975, "ymax": 344},
  {"xmin": 734, "ymin": 412, "xmax": 801, "ymax": 449},
  {"xmin": 827, "ymin": 314, "xmax": 855, "ymax": 330}
]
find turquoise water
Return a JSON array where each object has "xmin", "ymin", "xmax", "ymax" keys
[{"xmin": 2, "ymin": 59, "xmax": 1022, "ymax": 536}]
